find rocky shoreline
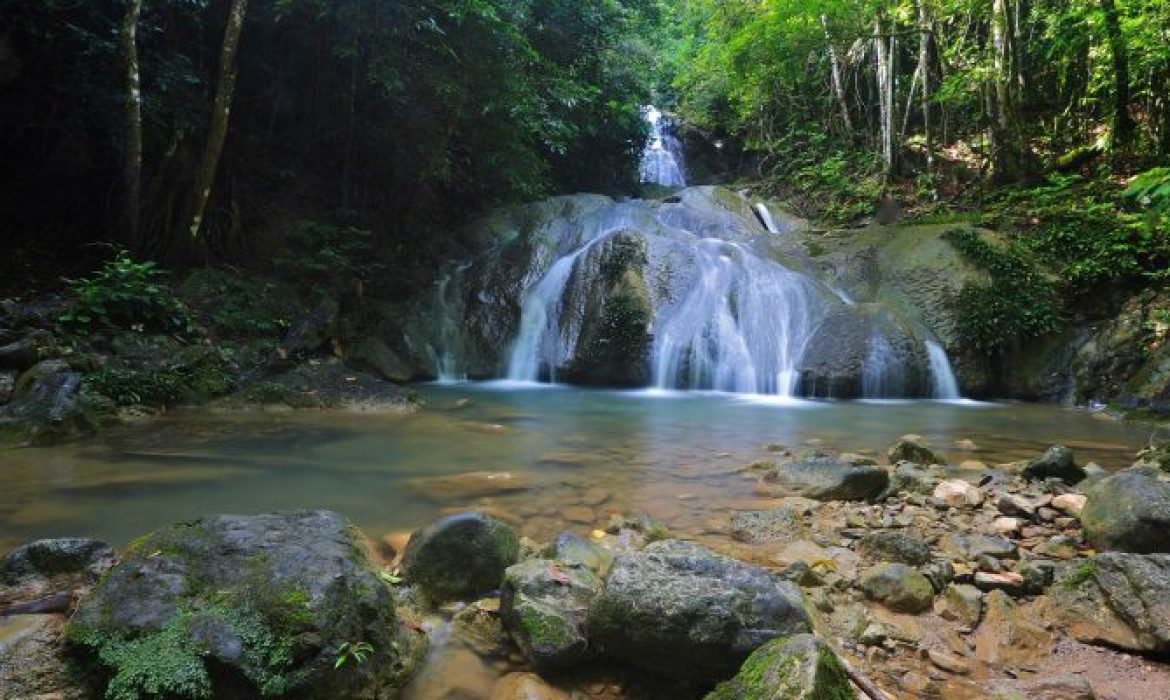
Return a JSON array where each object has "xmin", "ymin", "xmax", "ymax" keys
[{"xmin": 3, "ymin": 437, "xmax": 1170, "ymax": 699}]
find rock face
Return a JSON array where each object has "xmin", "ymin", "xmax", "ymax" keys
[
  {"xmin": 500, "ymin": 559, "xmax": 601, "ymax": 672},
  {"xmin": 0, "ymin": 359, "xmax": 99, "ymax": 444},
  {"xmin": 1051, "ymin": 553, "xmax": 1170, "ymax": 654},
  {"xmin": 761, "ymin": 452, "xmax": 889, "ymax": 501},
  {"xmin": 797, "ymin": 307, "xmax": 933, "ymax": 399},
  {"xmin": 587, "ymin": 540, "xmax": 811, "ymax": 682},
  {"xmin": 402, "ymin": 512, "xmax": 520, "ymax": 602},
  {"xmin": 704, "ymin": 634, "xmax": 857, "ymax": 700},
  {"xmin": 1022, "ymin": 445, "xmax": 1085, "ymax": 484},
  {"xmin": 67, "ymin": 511, "xmax": 425, "ymax": 699},
  {"xmin": 1081, "ymin": 466, "xmax": 1170, "ymax": 553},
  {"xmin": 859, "ymin": 563, "xmax": 935, "ymax": 613}
]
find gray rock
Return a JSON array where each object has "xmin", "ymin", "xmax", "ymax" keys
[
  {"xmin": 997, "ymin": 493, "xmax": 1037, "ymax": 519},
  {"xmin": 1012, "ymin": 559, "xmax": 1056, "ymax": 593},
  {"xmin": 500, "ymin": 559, "xmax": 601, "ymax": 672},
  {"xmin": 704, "ymin": 634, "xmax": 857, "ymax": 700},
  {"xmin": 888, "ymin": 434, "xmax": 943, "ymax": 465},
  {"xmin": 859, "ymin": 562, "xmax": 935, "ymax": 613},
  {"xmin": 588, "ymin": 540, "xmax": 811, "ymax": 682},
  {"xmin": 402, "ymin": 511, "xmax": 520, "ymax": 602},
  {"xmin": 0, "ymin": 329, "xmax": 56, "ymax": 371},
  {"xmin": 857, "ymin": 531, "xmax": 930, "ymax": 565},
  {"xmin": 1023, "ymin": 445, "xmax": 1085, "ymax": 484},
  {"xmin": 544, "ymin": 531, "xmax": 614, "ymax": 575},
  {"xmin": 67, "ymin": 511, "xmax": 425, "ymax": 699},
  {"xmin": 885, "ymin": 461, "xmax": 940, "ymax": 496},
  {"xmin": 0, "ymin": 538, "xmax": 115, "ymax": 588},
  {"xmin": 0, "ymin": 359, "xmax": 98, "ymax": 445},
  {"xmin": 940, "ymin": 533, "xmax": 1018, "ymax": 560},
  {"xmin": 942, "ymin": 583, "xmax": 983, "ymax": 626},
  {"xmin": 763, "ymin": 452, "xmax": 889, "ymax": 501},
  {"xmin": 986, "ymin": 676, "xmax": 1096, "ymax": 700},
  {"xmin": 280, "ymin": 297, "xmax": 339, "ymax": 357},
  {"xmin": 730, "ymin": 507, "xmax": 801, "ymax": 543},
  {"xmin": 1051, "ymin": 553, "xmax": 1170, "ymax": 654},
  {"xmin": 1081, "ymin": 466, "xmax": 1170, "ymax": 553}
]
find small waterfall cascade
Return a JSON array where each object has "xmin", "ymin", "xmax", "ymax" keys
[
  {"xmin": 755, "ymin": 203, "xmax": 781, "ymax": 234},
  {"xmin": 638, "ymin": 106, "xmax": 686, "ymax": 188},
  {"xmin": 926, "ymin": 340, "xmax": 961, "ymax": 399},
  {"xmin": 861, "ymin": 332, "xmax": 906, "ymax": 397},
  {"xmin": 651, "ymin": 239, "xmax": 825, "ymax": 395},
  {"xmin": 431, "ymin": 263, "xmax": 471, "ymax": 382}
]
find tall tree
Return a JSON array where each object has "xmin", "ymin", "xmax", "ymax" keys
[
  {"xmin": 121, "ymin": 0, "xmax": 143, "ymax": 246},
  {"xmin": 1099, "ymin": 0, "xmax": 1135, "ymax": 147}
]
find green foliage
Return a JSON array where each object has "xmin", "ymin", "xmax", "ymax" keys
[
  {"xmin": 84, "ymin": 347, "xmax": 235, "ymax": 406},
  {"xmin": 333, "ymin": 641, "xmax": 375, "ymax": 670},
  {"xmin": 59, "ymin": 250, "xmax": 192, "ymax": 333},
  {"xmin": 1062, "ymin": 560, "xmax": 1098, "ymax": 589},
  {"xmin": 68, "ymin": 615, "xmax": 213, "ymax": 700},
  {"xmin": 944, "ymin": 228, "xmax": 1063, "ymax": 354},
  {"xmin": 273, "ymin": 221, "xmax": 386, "ymax": 297}
]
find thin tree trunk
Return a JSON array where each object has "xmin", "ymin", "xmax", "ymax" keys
[
  {"xmin": 821, "ymin": 15, "xmax": 853, "ymax": 134},
  {"xmin": 989, "ymin": 0, "xmax": 1030, "ymax": 182},
  {"xmin": 185, "ymin": 0, "xmax": 249, "ymax": 248},
  {"xmin": 1099, "ymin": 0, "xmax": 1135, "ymax": 147},
  {"xmin": 122, "ymin": 0, "xmax": 143, "ymax": 247},
  {"xmin": 875, "ymin": 16, "xmax": 895, "ymax": 175},
  {"xmin": 918, "ymin": 0, "xmax": 935, "ymax": 187}
]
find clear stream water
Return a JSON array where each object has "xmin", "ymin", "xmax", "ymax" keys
[{"xmin": 1, "ymin": 383, "xmax": 1163, "ymax": 555}]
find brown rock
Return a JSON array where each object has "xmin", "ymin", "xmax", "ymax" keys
[
  {"xmin": 491, "ymin": 673, "xmax": 569, "ymax": 700},
  {"xmin": 408, "ymin": 471, "xmax": 531, "ymax": 501}
]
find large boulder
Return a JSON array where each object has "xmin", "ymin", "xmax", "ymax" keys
[
  {"xmin": 1, "ymin": 537, "xmax": 115, "ymax": 599},
  {"xmin": 1050, "ymin": 553, "xmax": 1170, "ymax": 654},
  {"xmin": 402, "ymin": 511, "xmax": 520, "ymax": 602},
  {"xmin": 859, "ymin": 563, "xmax": 935, "ymax": 614},
  {"xmin": 1022, "ymin": 445, "xmax": 1086, "ymax": 484},
  {"xmin": 67, "ymin": 511, "xmax": 425, "ymax": 699},
  {"xmin": 1081, "ymin": 466, "xmax": 1170, "ymax": 553},
  {"xmin": 887, "ymin": 434, "xmax": 943, "ymax": 465},
  {"xmin": 500, "ymin": 559, "xmax": 601, "ymax": 673},
  {"xmin": 0, "ymin": 359, "xmax": 99, "ymax": 444},
  {"xmin": 761, "ymin": 452, "xmax": 889, "ymax": 501},
  {"xmin": 704, "ymin": 634, "xmax": 857, "ymax": 700},
  {"xmin": 587, "ymin": 540, "xmax": 811, "ymax": 682}
]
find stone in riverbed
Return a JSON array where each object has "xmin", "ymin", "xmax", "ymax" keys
[
  {"xmin": 885, "ymin": 461, "xmax": 941, "ymax": 496},
  {"xmin": 761, "ymin": 452, "xmax": 889, "ymax": 501},
  {"xmin": 941, "ymin": 583, "xmax": 983, "ymax": 626},
  {"xmin": 730, "ymin": 506, "xmax": 801, "ymax": 543},
  {"xmin": 1051, "ymin": 493, "xmax": 1087, "ymax": 517},
  {"xmin": 985, "ymin": 676, "xmax": 1096, "ymax": 700},
  {"xmin": 588, "ymin": 540, "xmax": 811, "ymax": 682},
  {"xmin": 0, "ymin": 538, "xmax": 115, "ymax": 596},
  {"xmin": 888, "ymin": 434, "xmax": 943, "ymax": 465},
  {"xmin": 491, "ymin": 672, "xmax": 569, "ymax": 700},
  {"xmin": 0, "ymin": 614, "xmax": 91, "ymax": 699},
  {"xmin": 406, "ymin": 471, "xmax": 530, "ymax": 501},
  {"xmin": 859, "ymin": 562, "xmax": 935, "ymax": 614},
  {"xmin": 940, "ymin": 533, "xmax": 1018, "ymax": 560},
  {"xmin": 1050, "ymin": 552, "xmax": 1170, "ymax": 654},
  {"xmin": 1080, "ymin": 466, "xmax": 1170, "ymax": 553},
  {"xmin": 500, "ymin": 559, "xmax": 601, "ymax": 673},
  {"xmin": 1022, "ymin": 445, "xmax": 1085, "ymax": 484},
  {"xmin": 403, "ymin": 511, "xmax": 520, "ymax": 601},
  {"xmin": 933, "ymin": 480, "xmax": 984, "ymax": 507},
  {"xmin": 704, "ymin": 634, "xmax": 857, "ymax": 700},
  {"xmin": 67, "ymin": 510, "xmax": 425, "ymax": 699},
  {"xmin": 543, "ymin": 530, "xmax": 614, "ymax": 575},
  {"xmin": 857, "ymin": 531, "xmax": 930, "ymax": 565}
]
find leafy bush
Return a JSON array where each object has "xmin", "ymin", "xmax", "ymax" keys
[
  {"xmin": 273, "ymin": 221, "xmax": 388, "ymax": 297},
  {"xmin": 84, "ymin": 347, "xmax": 235, "ymax": 406},
  {"xmin": 945, "ymin": 228, "xmax": 1063, "ymax": 354},
  {"xmin": 60, "ymin": 249, "xmax": 192, "ymax": 333}
]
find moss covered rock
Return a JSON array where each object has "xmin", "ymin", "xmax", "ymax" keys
[
  {"xmin": 500, "ymin": 559, "xmax": 601, "ymax": 673},
  {"xmin": 705, "ymin": 634, "xmax": 856, "ymax": 700},
  {"xmin": 859, "ymin": 562, "xmax": 935, "ymax": 614},
  {"xmin": 1081, "ymin": 466, "xmax": 1170, "ymax": 553},
  {"xmin": 67, "ymin": 511, "xmax": 425, "ymax": 699},
  {"xmin": 402, "ymin": 511, "xmax": 520, "ymax": 602}
]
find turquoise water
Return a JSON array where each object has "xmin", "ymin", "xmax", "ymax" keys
[{"xmin": 0, "ymin": 384, "xmax": 1162, "ymax": 553}]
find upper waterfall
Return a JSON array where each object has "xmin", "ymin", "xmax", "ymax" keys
[{"xmin": 638, "ymin": 107, "xmax": 686, "ymax": 188}]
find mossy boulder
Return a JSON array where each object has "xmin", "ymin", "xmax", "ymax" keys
[
  {"xmin": 1022, "ymin": 445, "xmax": 1085, "ymax": 484},
  {"xmin": 705, "ymin": 634, "xmax": 856, "ymax": 700},
  {"xmin": 1081, "ymin": 466, "xmax": 1170, "ymax": 553},
  {"xmin": 500, "ymin": 559, "xmax": 601, "ymax": 673},
  {"xmin": 587, "ymin": 540, "xmax": 811, "ymax": 683},
  {"xmin": 67, "ymin": 511, "xmax": 425, "ymax": 699},
  {"xmin": 857, "ymin": 532, "xmax": 930, "ymax": 566},
  {"xmin": 859, "ymin": 563, "xmax": 935, "ymax": 614},
  {"xmin": 887, "ymin": 434, "xmax": 943, "ymax": 466},
  {"xmin": 402, "ymin": 511, "xmax": 520, "ymax": 602}
]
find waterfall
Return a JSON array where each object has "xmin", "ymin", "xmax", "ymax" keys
[
  {"xmin": 651, "ymin": 240, "xmax": 825, "ymax": 396},
  {"xmin": 926, "ymin": 340, "xmax": 961, "ymax": 399},
  {"xmin": 639, "ymin": 107, "xmax": 686, "ymax": 188},
  {"xmin": 432, "ymin": 263, "xmax": 471, "ymax": 382},
  {"xmin": 755, "ymin": 203, "xmax": 781, "ymax": 234},
  {"xmin": 861, "ymin": 333, "xmax": 906, "ymax": 397}
]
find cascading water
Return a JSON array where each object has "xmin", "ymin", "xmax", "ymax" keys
[
  {"xmin": 926, "ymin": 340, "xmax": 961, "ymax": 399},
  {"xmin": 639, "ymin": 107, "xmax": 686, "ymax": 188},
  {"xmin": 431, "ymin": 263, "xmax": 471, "ymax": 382},
  {"xmin": 755, "ymin": 203, "xmax": 781, "ymax": 234}
]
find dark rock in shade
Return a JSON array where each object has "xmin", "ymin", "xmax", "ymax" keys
[
  {"xmin": 67, "ymin": 511, "xmax": 426, "ymax": 700},
  {"xmin": 0, "ymin": 538, "xmax": 115, "ymax": 595},
  {"xmin": 343, "ymin": 336, "xmax": 414, "ymax": 383},
  {"xmin": 500, "ymin": 559, "xmax": 601, "ymax": 673},
  {"xmin": 887, "ymin": 434, "xmax": 944, "ymax": 466},
  {"xmin": 762, "ymin": 452, "xmax": 889, "ymax": 501},
  {"xmin": 857, "ymin": 532, "xmax": 930, "ymax": 566},
  {"xmin": 0, "ymin": 359, "xmax": 99, "ymax": 445},
  {"xmin": 1081, "ymin": 466, "xmax": 1170, "ymax": 554},
  {"xmin": 587, "ymin": 540, "xmax": 811, "ymax": 683},
  {"xmin": 402, "ymin": 511, "xmax": 520, "ymax": 602},
  {"xmin": 280, "ymin": 297, "xmax": 339, "ymax": 357},
  {"xmin": 704, "ymin": 634, "xmax": 857, "ymax": 700},
  {"xmin": 543, "ymin": 530, "xmax": 614, "ymax": 575},
  {"xmin": 1022, "ymin": 445, "xmax": 1086, "ymax": 484},
  {"xmin": 0, "ymin": 370, "xmax": 13, "ymax": 403},
  {"xmin": 0, "ymin": 329, "xmax": 56, "ymax": 371},
  {"xmin": 859, "ymin": 563, "xmax": 935, "ymax": 614},
  {"xmin": 1050, "ymin": 552, "xmax": 1170, "ymax": 654}
]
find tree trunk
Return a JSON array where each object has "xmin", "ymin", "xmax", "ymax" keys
[
  {"xmin": 121, "ymin": 0, "xmax": 143, "ymax": 247},
  {"xmin": 184, "ymin": 0, "xmax": 249, "ymax": 248},
  {"xmin": 875, "ymin": 16, "xmax": 895, "ymax": 175},
  {"xmin": 918, "ymin": 0, "xmax": 934, "ymax": 188},
  {"xmin": 988, "ymin": 0, "xmax": 1032, "ymax": 183},
  {"xmin": 821, "ymin": 15, "xmax": 853, "ymax": 134},
  {"xmin": 1099, "ymin": 0, "xmax": 1135, "ymax": 147}
]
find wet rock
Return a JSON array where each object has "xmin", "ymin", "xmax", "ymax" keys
[
  {"xmin": 452, "ymin": 602, "xmax": 511, "ymax": 657},
  {"xmin": 68, "ymin": 510, "xmax": 425, "ymax": 698},
  {"xmin": 407, "ymin": 471, "xmax": 531, "ymax": 501},
  {"xmin": 0, "ymin": 359, "xmax": 98, "ymax": 444},
  {"xmin": 859, "ymin": 562, "xmax": 935, "ymax": 613},
  {"xmin": 857, "ymin": 531, "xmax": 930, "ymax": 565},
  {"xmin": 1081, "ymin": 466, "xmax": 1170, "ymax": 553},
  {"xmin": 933, "ymin": 480, "xmax": 984, "ymax": 507},
  {"xmin": 1022, "ymin": 445, "xmax": 1085, "ymax": 484},
  {"xmin": 940, "ymin": 533, "xmax": 1018, "ymax": 560},
  {"xmin": 0, "ymin": 614, "xmax": 91, "ymax": 699},
  {"xmin": 544, "ymin": 531, "xmax": 614, "ymax": 575},
  {"xmin": 1051, "ymin": 552, "xmax": 1170, "ymax": 653},
  {"xmin": 403, "ymin": 511, "xmax": 521, "ymax": 601},
  {"xmin": 888, "ymin": 434, "xmax": 943, "ymax": 465},
  {"xmin": 588, "ymin": 539, "xmax": 811, "ymax": 682},
  {"xmin": 985, "ymin": 675, "xmax": 1096, "ymax": 700},
  {"xmin": 343, "ymin": 336, "xmax": 413, "ymax": 383},
  {"xmin": 762, "ymin": 452, "xmax": 889, "ymax": 501},
  {"xmin": 500, "ymin": 559, "xmax": 601, "ymax": 673},
  {"xmin": 704, "ymin": 633, "xmax": 857, "ymax": 700},
  {"xmin": 1051, "ymin": 493, "xmax": 1087, "ymax": 517},
  {"xmin": 0, "ymin": 329, "xmax": 56, "ymax": 371},
  {"xmin": 973, "ymin": 590, "xmax": 1053, "ymax": 667},
  {"xmin": 730, "ymin": 507, "xmax": 801, "ymax": 543},
  {"xmin": 941, "ymin": 583, "xmax": 983, "ymax": 626},
  {"xmin": 491, "ymin": 672, "xmax": 569, "ymax": 700},
  {"xmin": 0, "ymin": 538, "xmax": 115, "ymax": 596}
]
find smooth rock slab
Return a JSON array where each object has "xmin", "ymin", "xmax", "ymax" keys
[
  {"xmin": 704, "ymin": 634, "xmax": 856, "ymax": 700},
  {"xmin": 940, "ymin": 533, "xmax": 1018, "ymax": 560},
  {"xmin": 588, "ymin": 540, "xmax": 811, "ymax": 682}
]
